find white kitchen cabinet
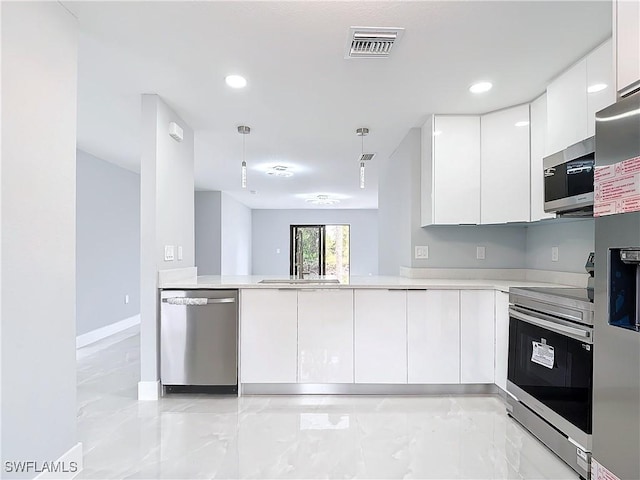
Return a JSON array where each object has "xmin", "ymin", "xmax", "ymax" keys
[
  {"xmin": 547, "ymin": 58, "xmax": 588, "ymax": 155},
  {"xmin": 460, "ymin": 290, "xmax": 495, "ymax": 384},
  {"xmin": 422, "ymin": 115, "xmax": 481, "ymax": 225},
  {"xmin": 530, "ymin": 94, "xmax": 555, "ymax": 222},
  {"xmin": 297, "ymin": 289, "xmax": 354, "ymax": 383},
  {"xmin": 240, "ymin": 289, "xmax": 298, "ymax": 383},
  {"xmin": 354, "ymin": 289, "xmax": 407, "ymax": 383},
  {"xmin": 587, "ymin": 39, "xmax": 615, "ymax": 137},
  {"xmin": 407, "ymin": 290, "xmax": 460, "ymax": 384},
  {"xmin": 480, "ymin": 104, "xmax": 531, "ymax": 224},
  {"xmin": 494, "ymin": 291, "xmax": 510, "ymax": 392},
  {"xmin": 615, "ymin": 0, "xmax": 640, "ymax": 95}
]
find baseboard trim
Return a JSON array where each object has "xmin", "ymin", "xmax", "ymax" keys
[
  {"xmin": 138, "ymin": 380, "xmax": 160, "ymax": 401},
  {"xmin": 76, "ymin": 314, "xmax": 140, "ymax": 349},
  {"xmin": 241, "ymin": 383, "xmax": 497, "ymax": 395},
  {"xmin": 34, "ymin": 442, "xmax": 83, "ymax": 479}
]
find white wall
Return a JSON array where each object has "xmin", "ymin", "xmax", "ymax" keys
[
  {"xmin": 221, "ymin": 193, "xmax": 252, "ymax": 275},
  {"xmin": 252, "ymin": 209, "xmax": 378, "ymax": 276},
  {"xmin": 525, "ymin": 219, "xmax": 594, "ymax": 273},
  {"xmin": 140, "ymin": 94, "xmax": 194, "ymax": 391},
  {"xmin": 1, "ymin": 1, "xmax": 79, "ymax": 472},
  {"xmin": 378, "ymin": 129, "xmax": 414, "ymax": 274},
  {"xmin": 195, "ymin": 191, "xmax": 222, "ymax": 275},
  {"xmin": 76, "ymin": 150, "xmax": 140, "ymax": 336}
]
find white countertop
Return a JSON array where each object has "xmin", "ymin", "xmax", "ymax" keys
[{"xmin": 159, "ymin": 275, "xmax": 573, "ymax": 293}]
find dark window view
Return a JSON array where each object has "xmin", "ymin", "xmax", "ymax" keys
[{"xmin": 290, "ymin": 225, "xmax": 350, "ymax": 282}]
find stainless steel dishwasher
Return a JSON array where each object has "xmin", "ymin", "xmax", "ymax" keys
[{"xmin": 160, "ymin": 289, "xmax": 238, "ymax": 394}]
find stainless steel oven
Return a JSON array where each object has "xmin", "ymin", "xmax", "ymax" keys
[{"xmin": 507, "ymin": 287, "xmax": 594, "ymax": 479}]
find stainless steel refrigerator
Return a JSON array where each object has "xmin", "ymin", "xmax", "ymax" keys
[{"xmin": 593, "ymin": 90, "xmax": 640, "ymax": 479}]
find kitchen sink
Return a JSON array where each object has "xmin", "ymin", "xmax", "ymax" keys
[{"xmin": 258, "ymin": 278, "xmax": 340, "ymax": 284}]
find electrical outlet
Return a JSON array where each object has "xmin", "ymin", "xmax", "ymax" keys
[
  {"xmin": 551, "ymin": 246, "xmax": 559, "ymax": 262},
  {"xmin": 164, "ymin": 245, "xmax": 175, "ymax": 261},
  {"xmin": 476, "ymin": 246, "xmax": 486, "ymax": 260},
  {"xmin": 276, "ymin": 248, "xmax": 281, "ymax": 254},
  {"xmin": 124, "ymin": 294, "xmax": 129, "ymax": 304},
  {"xmin": 415, "ymin": 246, "xmax": 429, "ymax": 259}
]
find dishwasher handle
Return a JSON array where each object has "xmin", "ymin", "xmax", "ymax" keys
[{"xmin": 162, "ymin": 297, "xmax": 236, "ymax": 306}]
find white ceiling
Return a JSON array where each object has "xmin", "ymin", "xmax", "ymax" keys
[{"xmin": 66, "ymin": 1, "xmax": 611, "ymax": 209}]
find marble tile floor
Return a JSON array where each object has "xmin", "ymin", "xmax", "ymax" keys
[{"xmin": 77, "ymin": 330, "xmax": 579, "ymax": 479}]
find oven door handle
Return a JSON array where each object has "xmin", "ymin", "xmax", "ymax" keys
[{"xmin": 509, "ymin": 308, "xmax": 591, "ymax": 339}]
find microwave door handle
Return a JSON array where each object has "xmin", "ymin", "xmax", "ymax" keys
[{"xmin": 509, "ymin": 308, "xmax": 591, "ymax": 339}]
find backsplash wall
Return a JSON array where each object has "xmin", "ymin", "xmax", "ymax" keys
[{"xmin": 525, "ymin": 218, "xmax": 595, "ymax": 273}]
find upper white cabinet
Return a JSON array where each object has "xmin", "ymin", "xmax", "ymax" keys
[
  {"xmin": 547, "ymin": 40, "xmax": 614, "ymax": 154},
  {"xmin": 240, "ymin": 289, "xmax": 298, "ymax": 383},
  {"xmin": 422, "ymin": 115, "xmax": 481, "ymax": 226},
  {"xmin": 354, "ymin": 289, "xmax": 407, "ymax": 383},
  {"xmin": 547, "ymin": 58, "xmax": 588, "ymax": 154},
  {"xmin": 297, "ymin": 289, "xmax": 354, "ymax": 383},
  {"xmin": 480, "ymin": 105, "xmax": 531, "ymax": 224},
  {"xmin": 530, "ymin": 94, "xmax": 555, "ymax": 222},
  {"xmin": 407, "ymin": 290, "xmax": 460, "ymax": 384},
  {"xmin": 587, "ymin": 39, "xmax": 616, "ymax": 137},
  {"xmin": 460, "ymin": 290, "xmax": 495, "ymax": 384},
  {"xmin": 615, "ymin": 0, "xmax": 640, "ymax": 95}
]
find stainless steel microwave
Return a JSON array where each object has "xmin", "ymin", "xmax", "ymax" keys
[{"xmin": 543, "ymin": 137, "xmax": 595, "ymax": 215}]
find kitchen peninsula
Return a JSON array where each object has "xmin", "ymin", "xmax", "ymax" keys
[{"xmin": 160, "ymin": 272, "xmax": 583, "ymax": 395}]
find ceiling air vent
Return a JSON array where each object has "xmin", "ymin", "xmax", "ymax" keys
[
  {"xmin": 345, "ymin": 26, "xmax": 405, "ymax": 59},
  {"xmin": 358, "ymin": 153, "xmax": 376, "ymax": 162}
]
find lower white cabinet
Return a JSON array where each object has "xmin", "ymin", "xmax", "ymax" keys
[
  {"xmin": 460, "ymin": 290, "xmax": 495, "ymax": 384},
  {"xmin": 240, "ymin": 289, "xmax": 298, "ymax": 383},
  {"xmin": 297, "ymin": 289, "xmax": 354, "ymax": 383},
  {"xmin": 494, "ymin": 291, "xmax": 510, "ymax": 391},
  {"xmin": 354, "ymin": 289, "xmax": 407, "ymax": 383},
  {"xmin": 407, "ymin": 290, "xmax": 460, "ymax": 384}
]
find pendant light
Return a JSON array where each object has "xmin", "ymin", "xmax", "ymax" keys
[
  {"xmin": 238, "ymin": 125, "xmax": 250, "ymax": 188},
  {"xmin": 356, "ymin": 127, "xmax": 369, "ymax": 189}
]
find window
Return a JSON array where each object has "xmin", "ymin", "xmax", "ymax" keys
[{"xmin": 290, "ymin": 225, "xmax": 350, "ymax": 282}]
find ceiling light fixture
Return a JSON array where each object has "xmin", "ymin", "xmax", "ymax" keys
[
  {"xmin": 305, "ymin": 194, "xmax": 340, "ymax": 206},
  {"xmin": 469, "ymin": 81, "xmax": 493, "ymax": 94},
  {"xmin": 587, "ymin": 83, "xmax": 607, "ymax": 93},
  {"xmin": 266, "ymin": 165, "xmax": 294, "ymax": 177},
  {"xmin": 238, "ymin": 125, "xmax": 250, "ymax": 188},
  {"xmin": 356, "ymin": 127, "xmax": 371, "ymax": 189},
  {"xmin": 515, "ymin": 121, "xmax": 530, "ymax": 127},
  {"xmin": 225, "ymin": 75, "xmax": 247, "ymax": 89}
]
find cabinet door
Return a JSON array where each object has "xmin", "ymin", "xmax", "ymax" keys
[
  {"xmin": 494, "ymin": 291, "xmax": 510, "ymax": 392},
  {"xmin": 407, "ymin": 290, "xmax": 460, "ymax": 384},
  {"xmin": 460, "ymin": 290, "xmax": 495, "ymax": 384},
  {"xmin": 616, "ymin": 0, "xmax": 640, "ymax": 95},
  {"xmin": 587, "ymin": 39, "xmax": 615, "ymax": 137},
  {"xmin": 480, "ymin": 105, "xmax": 531, "ymax": 224},
  {"xmin": 240, "ymin": 289, "xmax": 298, "ymax": 383},
  {"xmin": 547, "ymin": 59, "xmax": 588, "ymax": 154},
  {"xmin": 297, "ymin": 289, "xmax": 354, "ymax": 383},
  {"xmin": 354, "ymin": 289, "xmax": 407, "ymax": 383},
  {"xmin": 433, "ymin": 116, "xmax": 481, "ymax": 225},
  {"xmin": 530, "ymin": 94, "xmax": 555, "ymax": 222}
]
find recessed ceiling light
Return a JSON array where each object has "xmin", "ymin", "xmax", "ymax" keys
[
  {"xmin": 587, "ymin": 83, "xmax": 607, "ymax": 93},
  {"xmin": 515, "ymin": 121, "xmax": 530, "ymax": 127},
  {"xmin": 305, "ymin": 195, "xmax": 340, "ymax": 206},
  {"xmin": 469, "ymin": 81, "xmax": 493, "ymax": 94},
  {"xmin": 266, "ymin": 165, "xmax": 294, "ymax": 177},
  {"xmin": 225, "ymin": 75, "xmax": 247, "ymax": 89}
]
